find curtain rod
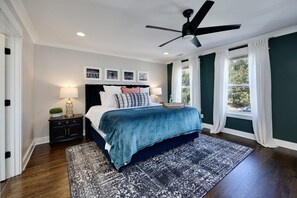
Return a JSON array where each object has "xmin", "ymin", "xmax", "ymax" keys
[{"xmin": 229, "ymin": 44, "xmax": 248, "ymax": 51}]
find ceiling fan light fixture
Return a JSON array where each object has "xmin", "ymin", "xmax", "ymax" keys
[
  {"xmin": 146, "ymin": 0, "xmax": 241, "ymax": 48},
  {"xmin": 182, "ymin": 34, "xmax": 194, "ymax": 41}
]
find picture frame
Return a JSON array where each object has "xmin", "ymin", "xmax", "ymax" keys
[
  {"xmin": 104, "ymin": 68, "xmax": 120, "ymax": 81},
  {"xmin": 137, "ymin": 71, "xmax": 149, "ymax": 83},
  {"xmin": 84, "ymin": 66, "xmax": 101, "ymax": 81},
  {"xmin": 122, "ymin": 70, "xmax": 136, "ymax": 82}
]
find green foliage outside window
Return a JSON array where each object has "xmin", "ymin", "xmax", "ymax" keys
[
  {"xmin": 228, "ymin": 56, "xmax": 251, "ymax": 112},
  {"xmin": 182, "ymin": 67, "xmax": 190, "ymax": 105}
]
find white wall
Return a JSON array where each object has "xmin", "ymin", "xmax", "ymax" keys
[
  {"xmin": 34, "ymin": 45, "xmax": 167, "ymax": 139},
  {"xmin": 21, "ymin": 31, "xmax": 34, "ymax": 157}
]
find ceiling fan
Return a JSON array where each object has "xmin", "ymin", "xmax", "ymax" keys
[{"xmin": 146, "ymin": 0, "xmax": 241, "ymax": 48}]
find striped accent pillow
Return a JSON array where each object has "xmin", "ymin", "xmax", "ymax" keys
[{"xmin": 114, "ymin": 93, "xmax": 150, "ymax": 108}]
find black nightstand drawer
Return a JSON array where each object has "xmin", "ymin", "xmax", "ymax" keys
[
  {"xmin": 51, "ymin": 121, "xmax": 67, "ymax": 128},
  {"xmin": 49, "ymin": 114, "xmax": 83, "ymax": 146},
  {"xmin": 70, "ymin": 118, "xmax": 80, "ymax": 125}
]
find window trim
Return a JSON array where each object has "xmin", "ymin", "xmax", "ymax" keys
[
  {"xmin": 226, "ymin": 47, "xmax": 251, "ymax": 120},
  {"xmin": 229, "ymin": 47, "xmax": 248, "ymax": 59},
  {"xmin": 226, "ymin": 111, "xmax": 252, "ymax": 120}
]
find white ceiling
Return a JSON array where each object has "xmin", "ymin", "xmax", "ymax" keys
[{"xmin": 20, "ymin": 0, "xmax": 297, "ymax": 63}]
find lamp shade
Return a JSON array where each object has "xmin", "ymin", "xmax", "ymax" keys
[
  {"xmin": 59, "ymin": 87, "xmax": 78, "ymax": 99},
  {"xmin": 151, "ymin": 87, "xmax": 162, "ymax": 95}
]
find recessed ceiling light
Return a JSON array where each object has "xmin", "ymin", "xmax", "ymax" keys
[
  {"xmin": 76, "ymin": 32, "xmax": 85, "ymax": 37},
  {"xmin": 163, "ymin": 52, "xmax": 169, "ymax": 55}
]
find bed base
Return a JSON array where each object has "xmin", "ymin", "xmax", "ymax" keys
[{"xmin": 88, "ymin": 124, "xmax": 199, "ymax": 171}]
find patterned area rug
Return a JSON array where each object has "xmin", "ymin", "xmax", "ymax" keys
[{"xmin": 66, "ymin": 134, "xmax": 253, "ymax": 198}]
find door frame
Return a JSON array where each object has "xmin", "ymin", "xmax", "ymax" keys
[
  {"xmin": 0, "ymin": 33, "xmax": 6, "ymax": 181},
  {"xmin": 0, "ymin": 1, "xmax": 23, "ymax": 178}
]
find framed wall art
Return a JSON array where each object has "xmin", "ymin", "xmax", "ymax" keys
[
  {"xmin": 137, "ymin": 71, "xmax": 149, "ymax": 83},
  {"xmin": 122, "ymin": 70, "xmax": 136, "ymax": 82},
  {"xmin": 84, "ymin": 66, "xmax": 101, "ymax": 80},
  {"xmin": 104, "ymin": 68, "xmax": 120, "ymax": 81}
]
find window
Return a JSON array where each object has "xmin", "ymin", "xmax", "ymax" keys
[
  {"xmin": 181, "ymin": 66, "xmax": 190, "ymax": 105},
  {"xmin": 227, "ymin": 54, "xmax": 251, "ymax": 116}
]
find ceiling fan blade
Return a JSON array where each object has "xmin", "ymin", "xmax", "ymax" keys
[
  {"xmin": 190, "ymin": 36, "xmax": 201, "ymax": 48},
  {"xmin": 159, "ymin": 36, "xmax": 182, "ymax": 47},
  {"xmin": 189, "ymin": 0, "xmax": 214, "ymax": 30},
  {"xmin": 146, "ymin": 25, "xmax": 182, "ymax": 33},
  {"xmin": 195, "ymin": 25, "xmax": 241, "ymax": 35}
]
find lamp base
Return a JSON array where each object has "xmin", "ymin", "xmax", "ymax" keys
[
  {"xmin": 66, "ymin": 99, "xmax": 74, "ymax": 118},
  {"xmin": 154, "ymin": 96, "xmax": 160, "ymax": 103}
]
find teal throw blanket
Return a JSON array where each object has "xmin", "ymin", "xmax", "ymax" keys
[{"xmin": 99, "ymin": 106, "xmax": 202, "ymax": 170}]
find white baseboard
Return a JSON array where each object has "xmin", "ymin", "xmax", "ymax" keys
[
  {"xmin": 274, "ymin": 138, "xmax": 297, "ymax": 151},
  {"xmin": 202, "ymin": 123, "xmax": 297, "ymax": 151},
  {"xmin": 202, "ymin": 123, "xmax": 213, "ymax": 129},
  {"xmin": 221, "ymin": 128, "xmax": 256, "ymax": 140},
  {"xmin": 35, "ymin": 136, "xmax": 49, "ymax": 145},
  {"xmin": 22, "ymin": 139, "xmax": 35, "ymax": 170}
]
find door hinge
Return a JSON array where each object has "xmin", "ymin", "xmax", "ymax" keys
[
  {"xmin": 5, "ymin": 48, "xmax": 11, "ymax": 55},
  {"xmin": 5, "ymin": 151, "xmax": 11, "ymax": 159},
  {"xmin": 5, "ymin": 100, "xmax": 11, "ymax": 107}
]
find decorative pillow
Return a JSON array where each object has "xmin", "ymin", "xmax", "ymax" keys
[
  {"xmin": 121, "ymin": 86, "xmax": 140, "ymax": 94},
  {"xmin": 103, "ymin": 85, "xmax": 122, "ymax": 107},
  {"xmin": 140, "ymin": 87, "xmax": 152, "ymax": 103},
  {"xmin": 114, "ymin": 93, "xmax": 150, "ymax": 108}
]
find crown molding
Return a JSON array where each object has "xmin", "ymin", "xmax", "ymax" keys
[
  {"xmin": 0, "ymin": 1, "xmax": 23, "ymax": 36},
  {"xmin": 36, "ymin": 41, "xmax": 166, "ymax": 65},
  {"xmin": 9, "ymin": 0, "xmax": 38, "ymax": 42}
]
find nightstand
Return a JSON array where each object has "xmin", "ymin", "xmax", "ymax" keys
[{"xmin": 49, "ymin": 114, "xmax": 83, "ymax": 146}]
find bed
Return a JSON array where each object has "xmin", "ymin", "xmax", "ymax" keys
[{"xmin": 85, "ymin": 84, "xmax": 202, "ymax": 170}]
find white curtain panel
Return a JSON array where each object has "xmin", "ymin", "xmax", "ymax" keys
[
  {"xmin": 248, "ymin": 39, "xmax": 277, "ymax": 148},
  {"xmin": 171, "ymin": 60, "xmax": 182, "ymax": 102},
  {"xmin": 189, "ymin": 56, "xmax": 201, "ymax": 110},
  {"xmin": 211, "ymin": 49, "xmax": 229, "ymax": 134}
]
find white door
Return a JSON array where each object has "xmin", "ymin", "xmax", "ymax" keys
[{"xmin": 0, "ymin": 33, "xmax": 6, "ymax": 181}]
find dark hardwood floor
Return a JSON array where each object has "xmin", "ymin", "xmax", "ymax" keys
[{"xmin": 1, "ymin": 130, "xmax": 297, "ymax": 198}]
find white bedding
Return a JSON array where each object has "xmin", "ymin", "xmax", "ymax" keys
[{"xmin": 85, "ymin": 102, "xmax": 161, "ymax": 152}]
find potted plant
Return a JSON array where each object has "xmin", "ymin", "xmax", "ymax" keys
[{"xmin": 49, "ymin": 107, "xmax": 63, "ymax": 117}]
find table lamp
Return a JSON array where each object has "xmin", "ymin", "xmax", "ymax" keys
[
  {"xmin": 60, "ymin": 87, "xmax": 78, "ymax": 117},
  {"xmin": 151, "ymin": 87, "xmax": 162, "ymax": 103}
]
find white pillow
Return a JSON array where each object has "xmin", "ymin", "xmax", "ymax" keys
[
  {"xmin": 99, "ymin": 92, "xmax": 107, "ymax": 106},
  {"xmin": 103, "ymin": 85, "xmax": 122, "ymax": 94},
  {"xmin": 103, "ymin": 85, "xmax": 122, "ymax": 107},
  {"xmin": 139, "ymin": 87, "xmax": 150, "ymax": 94},
  {"xmin": 140, "ymin": 87, "xmax": 152, "ymax": 104}
]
